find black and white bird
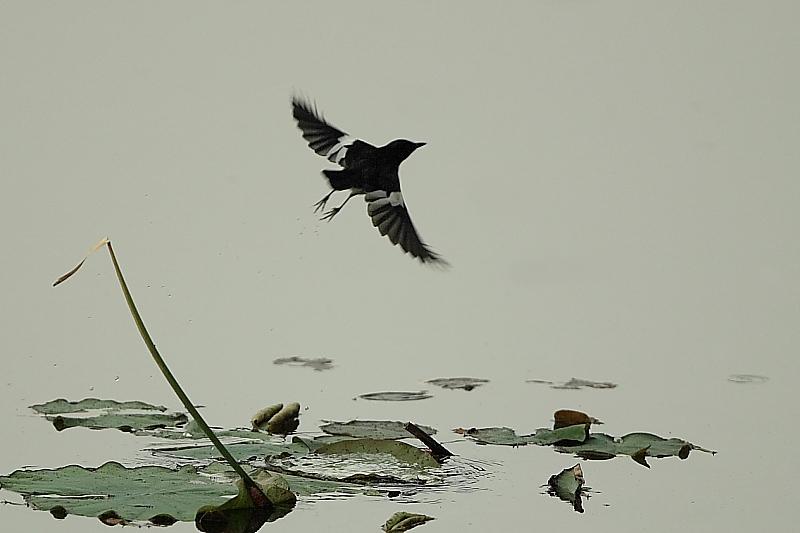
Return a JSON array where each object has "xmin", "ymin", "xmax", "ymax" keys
[{"xmin": 292, "ymin": 96, "xmax": 447, "ymax": 265}]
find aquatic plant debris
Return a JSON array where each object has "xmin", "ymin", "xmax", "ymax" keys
[
  {"xmin": 357, "ymin": 391, "xmax": 432, "ymax": 401},
  {"xmin": 425, "ymin": 377, "xmax": 489, "ymax": 391},
  {"xmin": 546, "ymin": 463, "xmax": 586, "ymax": 513},
  {"xmin": 382, "ymin": 511, "xmax": 435, "ymax": 532},
  {"xmin": 251, "ymin": 402, "xmax": 301, "ymax": 434},
  {"xmin": 31, "ymin": 398, "xmax": 169, "ymax": 415},
  {"xmin": 20, "ymin": 402, "xmax": 452, "ymax": 502},
  {"xmin": 727, "ymin": 374, "xmax": 768, "ymax": 384},
  {"xmin": 316, "ymin": 438, "xmax": 441, "ymax": 468},
  {"xmin": 527, "ymin": 377, "xmax": 617, "ymax": 389},
  {"xmin": 30, "ymin": 398, "xmax": 188, "ymax": 433},
  {"xmin": 251, "ymin": 403, "xmax": 284, "ymax": 429},
  {"xmin": 320, "ymin": 420, "xmax": 438, "ymax": 439},
  {"xmin": 553, "ymin": 409, "xmax": 602, "ymax": 429},
  {"xmin": 456, "ymin": 424, "xmax": 590, "ymax": 447},
  {"xmin": 273, "ymin": 356, "xmax": 334, "ymax": 371}
]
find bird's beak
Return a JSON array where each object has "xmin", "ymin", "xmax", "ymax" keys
[{"xmin": 414, "ymin": 142, "xmax": 426, "ymax": 148}]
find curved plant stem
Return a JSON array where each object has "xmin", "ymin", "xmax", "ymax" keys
[{"xmin": 105, "ymin": 242, "xmax": 262, "ymax": 495}]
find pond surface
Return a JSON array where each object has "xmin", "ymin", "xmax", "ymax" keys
[{"xmin": 2, "ymin": 2, "xmax": 798, "ymax": 532}]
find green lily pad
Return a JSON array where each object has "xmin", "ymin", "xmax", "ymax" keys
[
  {"xmin": 460, "ymin": 424, "xmax": 714, "ymax": 466},
  {"xmin": 31, "ymin": 398, "xmax": 170, "ymax": 414},
  {"xmin": 316, "ymin": 438, "xmax": 440, "ymax": 468},
  {"xmin": 357, "ymin": 391, "xmax": 432, "ymax": 401},
  {"xmin": 320, "ymin": 420, "xmax": 438, "ymax": 440},
  {"xmin": 459, "ymin": 424, "xmax": 589, "ymax": 446},
  {"xmin": 150, "ymin": 435, "xmax": 444, "ymax": 489},
  {"xmin": 151, "ymin": 437, "xmax": 314, "ymax": 465},
  {"xmin": 0, "ymin": 461, "xmax": 270, "ymax": 523},
  {"xmin": 557, "ymin": 432, "xmax": 714, "ymax": 466},
  {"xmin": 30, "ymin": 398, "xmax": 188, "ymax": 433}
]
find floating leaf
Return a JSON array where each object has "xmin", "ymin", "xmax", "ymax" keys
[
  {"xmin": 151, "ymin": 436, "xmax": 446, "ymax": 491},
  {"xmin": 316, "ymin": 438, "xmax": 441, "ymax": 469},
  {"xmin": 273, "ymin": 356, "xmax": 333, "ymax": 371},
  {"xmin": 150, "ymin": 437, "xmax": 314, "ymax": 466},
  {"xmin": 425, "ymin": 377, "xmax": 488, "ymax": 391},
  {"xmin": 357, "ymin": 391, "xmax": 432, "ymax": 402},
  {"xmin": 320, "ymin": 420, "xmax": 438, "ymax": 440},
  {"xmin": 528, "ymin": 378, "xmax": 617, "ymax": 390},
  {"xmin": 194, "ymin": 470, "xmax": 295, "ymax": 531},
  {"xmin": 30, "ymin": 398, "xmax": 187, "ymax": 432},
  {"xmin": 31, "ymin": 398, "xmax": 170, "ymax": 415},
  {"xmin": 559, "ymin": 432, "xmax": 714, "ymax": 466},
  {"xmin": 459, "ymin": 410, "xmax": 715, "ymax": 467},
  {"xmin": 546, "ymin": 464, "xmax": 586, "ymax": 513},
  {"xmin": 0, "ymin": 461, "xmax": 281, "ymax": 523},
  {"xmin": 455, "ymin": 427, "xmax": 527, "ymax": 446},
  {"xmin": 382, "ymin": 511, "xmax": 435, "ymax": 532},
  {"xmin": 553, "ymin": 409, "xmax": 602, "ymax": 429},
  {"xmin": 458, "ymin": 424, "xmax": 589, "ymax": 447}
]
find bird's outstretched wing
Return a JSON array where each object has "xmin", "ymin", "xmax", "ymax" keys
[
  {"xmin": 366, "ymin": 190, "xmax": 448, "ymax": 265},
  {"xmin": 292, "ymin": 97, "xmax": 354, "ymax": 165}
]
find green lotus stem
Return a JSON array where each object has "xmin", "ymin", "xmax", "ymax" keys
[{"xmin": 105, "ymin": 242, "xmax": 261, "ymax": 495}]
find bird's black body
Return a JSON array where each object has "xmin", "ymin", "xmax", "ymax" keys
[{"xmin": 292, "ymin": 97, "xmax": 446, "ymax": 265}]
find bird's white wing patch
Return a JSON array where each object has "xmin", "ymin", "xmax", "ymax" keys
[
  {"xmin": 324, "ymin": 135, "xmax": 357, "ymax": 165},
  {"xmin": 364, "ymin": 189, "xmax": 446, "ymax": 265},
  {"xmin": 387, "ymin": 191, "xmax": 404, "ymax": 206},
  {"xmin": 364, "ymin": 190, "xmax": 405, "ymax": 207}
]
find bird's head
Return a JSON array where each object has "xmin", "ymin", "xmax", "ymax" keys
[{"xmin": 384, "ymin": 139, "xmax": 426, "ymax": 163}]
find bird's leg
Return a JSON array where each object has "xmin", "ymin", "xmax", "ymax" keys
[
  {"xmin": 321, "ymin": 191, "xmax": 357, "ymax": 221},
  {"xmin": 313, "ymin": 191, "xmax": 335, "ymax": 213}
]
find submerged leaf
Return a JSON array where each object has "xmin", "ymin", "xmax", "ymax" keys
[
  {"xmin": 316, "ymin": 438, "xmax": 441, "ymax": 469},
  {"xmin": 382, "ymin": 511, "xmax": 435, "ymax": 532}
]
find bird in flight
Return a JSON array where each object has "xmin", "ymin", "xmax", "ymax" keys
[{"xmin": 292, "ymin": 96, "xmax": 447, "ymax": 265}]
